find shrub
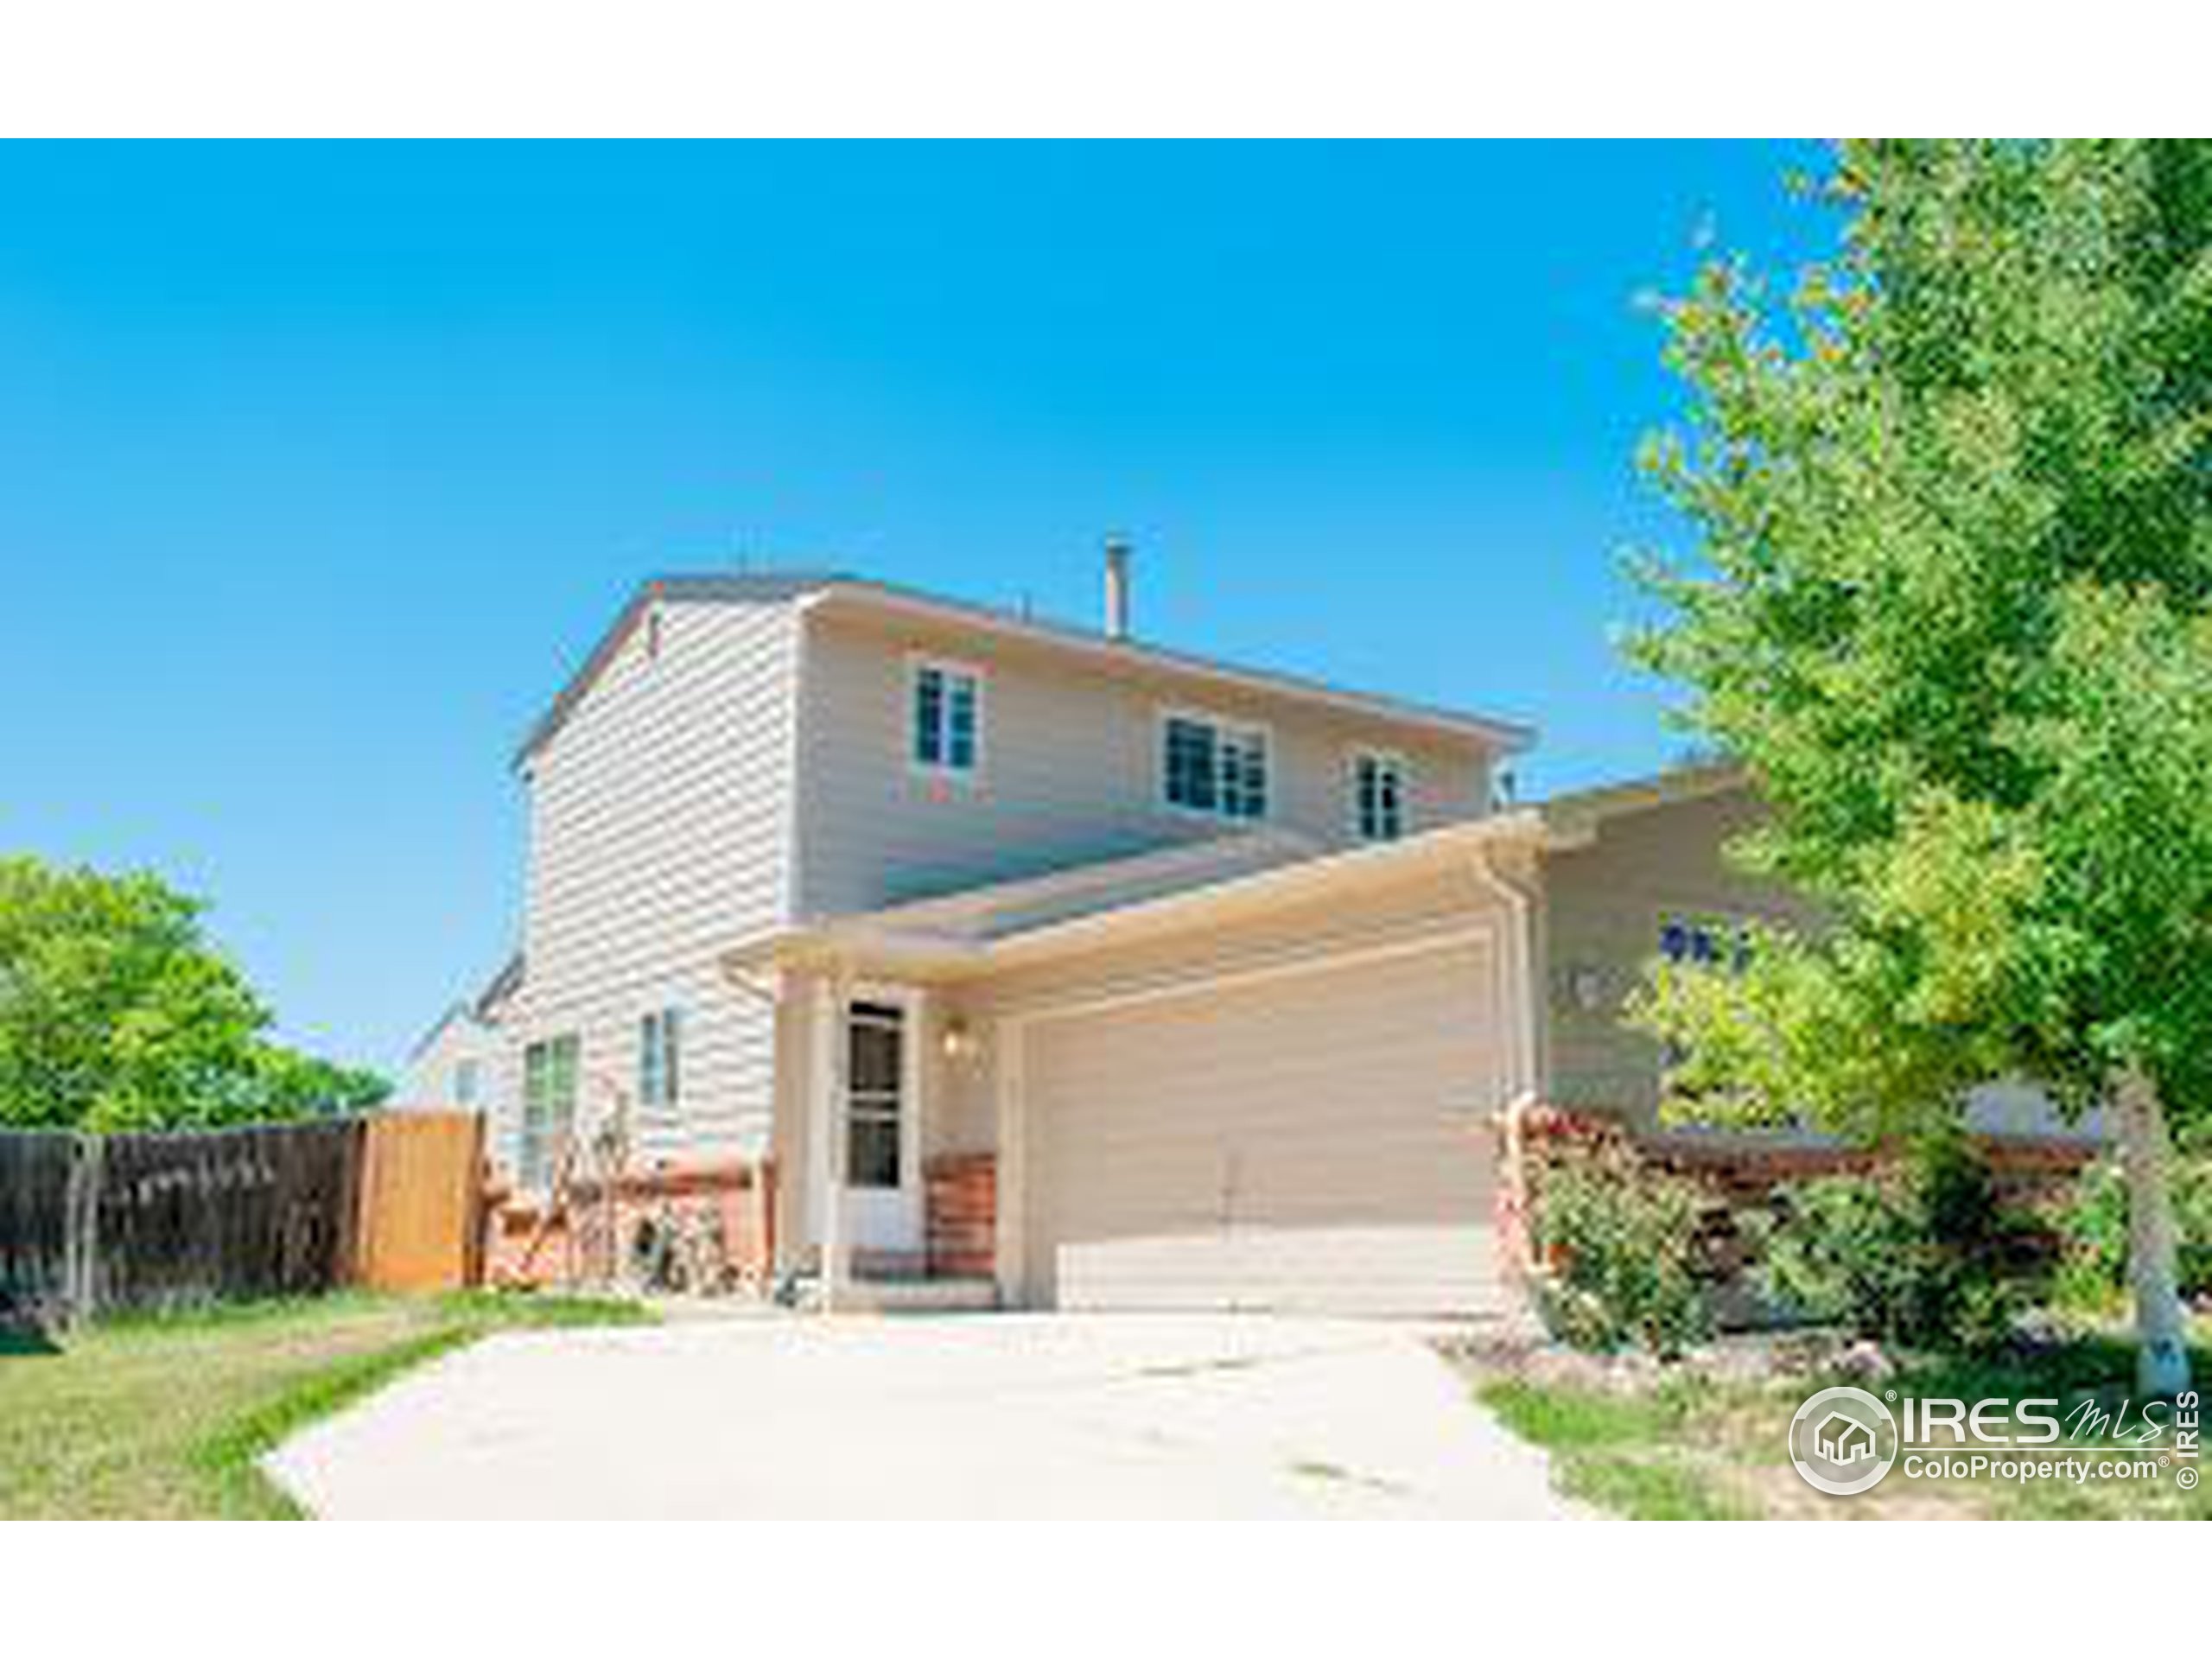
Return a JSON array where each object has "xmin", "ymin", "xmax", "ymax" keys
[
  {"xmin": 2054, "ymin": 1155, "xmax": 2212, "ymax": 1310},
  {"xmin": 1760, "ymin": 1139, "xmax": 2044, "ymax": 1352},
  {"xmin": 1529, "ymin": 1132, "xmax": 1715, "ymax": 1357}
]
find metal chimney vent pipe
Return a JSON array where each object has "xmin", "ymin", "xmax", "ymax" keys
[{"xmin": 1103, "ymin": 536, "xmax": 1132, "ymax": 641}]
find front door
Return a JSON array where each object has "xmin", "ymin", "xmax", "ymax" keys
[{"xmin": 844, "ymin": 996, "xmax": 923, "ymax": 1257}]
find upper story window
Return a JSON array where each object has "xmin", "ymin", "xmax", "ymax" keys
[
  {"xmin": 1351, "ymin": 750, "xmax": 1408, "ymax": 842},
  {"xmin": 1161, "ymin": 711, "xmax": 1269, "ymax": 821},
  {"xmin": 639, "ymin": 1006, "xmax": 683, "ymax": 1112},
  {"xmin": 911, "ymin": 658, "xmax": 982, "ymax": 775},
  {"xmin": 452, "ymin": 1058, "xmax": 480, "ymax": 1109}
]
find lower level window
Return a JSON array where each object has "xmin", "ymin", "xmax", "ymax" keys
[
  {"xmin": 639, "ymin": 1007, "xmax": 683, "ymax": 1112},
  {"xmin": 520, "ymin": 1034, "xmax": 580, "ymax": 1191},
  {"xmin": 845, "ymin": 1001, "xmax": 905, "ymax": 1190}
]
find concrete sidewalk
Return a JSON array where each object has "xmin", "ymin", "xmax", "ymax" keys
[{"xmin": 267, "ymin": 1313, "xmax": 1580, "ymax": 1520}]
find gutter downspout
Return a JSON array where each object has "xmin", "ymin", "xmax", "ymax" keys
[{"xmin": 1467, "ymin": 841, "xmax": 1543, "ymax": 1284}]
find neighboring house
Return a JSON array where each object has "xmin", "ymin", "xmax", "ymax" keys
[
  {"xmin": 397, "ymin": 956, "xmax": 518, "ymax": 1116},
  {"xmin": 423, "ymin": 553, "xmax": 2083, "ymax": 1317}
]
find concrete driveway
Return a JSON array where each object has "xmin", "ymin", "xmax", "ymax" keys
[{"xmin": 267, "ymin": 1313, "xmax": 1578, "ymax": 1520}]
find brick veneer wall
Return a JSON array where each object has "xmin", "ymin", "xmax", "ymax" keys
[
  {"xmin": 483, "ymin": 1158, "xmax": 776, "ymax": 1294},
  {"xmin": 1498, "ymin": 1103, "xmax": 2098, "ymax": 1294},
  {"xmin": 926, "ymin": 1153, "xmax": 997, "ymax": 1280}
]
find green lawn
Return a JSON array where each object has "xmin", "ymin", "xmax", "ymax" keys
[
  {"xmin": 0, "ymin": 1292, "xmax": 650, "ymax": 1518},
  {"xmin": 1465, "ymin": 1319, "xmax": 2212, "ymax": 1522}
]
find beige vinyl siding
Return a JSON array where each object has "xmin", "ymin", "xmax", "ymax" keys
[
  {"xmin": 1541, "ymin": 785, "xmax": 1815, "ymax": 1128},
  {"xmin": 964, "ymin": 861, "xmax": 1503, "ymax": 1020},
  {"xmin": 1541, "ymin": 783, "xmax": 2099, "ymax": 1146},
  {"xmin": 1016, "ymin": 941, "xmax": 1508, "ymax": 1315},
  {"xmin": 497, "ymin": 597, "xmax": 799, "ymax": 1173},
  {"xmin": 793, "ymin": 609, "xmax": 1493, "ymax": 917}
]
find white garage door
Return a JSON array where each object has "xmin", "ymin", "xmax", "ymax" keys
[{"xmin": 1023, "ymin": 940, "xmax": 1508, "ymax": 1316}]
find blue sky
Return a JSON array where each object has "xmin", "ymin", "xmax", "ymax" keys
[{"xmin": 0, "ymin": 142, "xmax": 1831, "ymax": 1071}]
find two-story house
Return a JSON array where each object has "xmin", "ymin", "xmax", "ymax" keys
[{"xmin": 403, "ymin": 554, "xmax": 2085, "ymax": 1316}]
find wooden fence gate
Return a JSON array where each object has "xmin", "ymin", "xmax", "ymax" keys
[{"xmin": 354, "ymin": 1112, "xmax": 485, "ymax": 1294}]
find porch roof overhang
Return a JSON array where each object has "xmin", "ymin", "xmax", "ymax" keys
[{"xmin": 721, "ymin": 810, "xmax": 1550, "ymax": 991}]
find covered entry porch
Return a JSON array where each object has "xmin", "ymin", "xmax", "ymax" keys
[
  {"xmin": 727, "ymin": 816, "xmax": 1541, "ymax": 1316},
  {"xmin": 763, "ymin": 963, "xmax": 1001, "ymax": 1311}
]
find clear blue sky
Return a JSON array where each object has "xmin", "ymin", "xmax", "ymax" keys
[{"xmin": 0, "ymin": 142, "xmax": 1831, "ymax": 1072}]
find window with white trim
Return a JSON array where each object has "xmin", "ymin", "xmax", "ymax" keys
[
  {"xmin": 1161, "ymin": 713, "xmax": 1269, "ymax": 820},
  {"xmin": 452, "ymin": 1058, "xmax": 480, "ymax": 1109},
  {"xmin": 639, "ymin": 1007, "xmax": 682, "ymax": 1113},
  {"xmin": 1352, "ymin": 750, "xmax": 1408, "ymax": 842},
  {"xmin": 911, "ymin": 659, "xmax": 981, "ymax": 773},
  {"xmin": 520, "ymin": 1034, "xmax": 579, "ymax": 1191}
]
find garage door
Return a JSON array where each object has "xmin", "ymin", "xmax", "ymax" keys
[{"xmin": 1023, "ymin": 940, "xmax": 1507, "ymax": 1316}]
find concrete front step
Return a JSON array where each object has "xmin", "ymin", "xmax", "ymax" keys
[{"xmin": 809, "ymin": 1276, "xmax": 1001, "ymax": 1314}]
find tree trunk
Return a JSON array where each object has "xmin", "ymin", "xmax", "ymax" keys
[{"xmin": 2116, "ymin": 1068, "xmax": 2192, "ymax": 1399}]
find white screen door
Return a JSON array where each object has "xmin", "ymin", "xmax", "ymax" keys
[{"xmin": 845, "ymin": 997, "xmax": 922, "ymax": 1255}]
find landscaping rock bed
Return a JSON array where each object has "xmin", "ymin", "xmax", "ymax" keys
[{"xmin": 1437, "ymin": 1325, "xmax": 1897, "ymax": 1397}]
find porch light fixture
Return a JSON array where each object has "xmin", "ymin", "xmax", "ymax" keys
[{"xmin": 939, "ymin": 1016, "xmax": 982, "ymax": 1065}]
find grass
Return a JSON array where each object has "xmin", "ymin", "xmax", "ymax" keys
[
  {"xmin": 0, "ymin": 1291, "xmax": 650, "ymax": 1518},
  {"xmin": 1466, "ymin": 1316, "xmax": 2212, "ymax": 1522},
  {"xmin": 1478, "ymin": 1373, "xmax": 1752, "ymax": 1519}
]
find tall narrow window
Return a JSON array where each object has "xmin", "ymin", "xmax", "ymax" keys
[
  {"xmin": 520, "ymin": 1034, "xmax": 580, "ymax": 1191},
  {"xmin": 1162, "ymin": 712, "xmax": 1269, "ymax": 821},
  {"xmin": 911, "ymin": 659, "xmax": 982, "ymax": 774},
  {"xmin": 639, "ymin": 1007, "xmax": 683, "ymax": 1113},
  {"xmin": 452, "ymin": 1059, "xmax": 480, "ymax": 1109},
  {"xmin": 1353, "ymin": 751, "xmax": 1408, "ymax": 842},
  {"xmin": 845, "ymin": 1001, "xmax": 905, "ymax": 1190}
]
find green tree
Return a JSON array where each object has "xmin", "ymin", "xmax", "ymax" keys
[
  {"xmin": 0, "ymin": 855, "xmax": 387, "ymax": 1131},
  {"xmin": 1629, "ymin": 141, "xmax": 2212, "ymax": 1394}
]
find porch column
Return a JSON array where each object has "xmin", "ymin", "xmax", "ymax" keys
[
  {"xmin": 993, "ymin": 1017, "xmax": 1026, "ymax": 1307},
  {"xmin": 808, "ymin": 969, "xmax": 852, "ymax": 1310}
]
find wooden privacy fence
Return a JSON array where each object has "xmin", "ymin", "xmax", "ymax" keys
[
  {"xmin": 355, "ymin": 1112, "xmax": 485, "ymax": 1293},
  {"xmin": 0, "ymin": 1130, "xmax": 78, "ymax": 1325},
  {"xmin": 0, "ymin": 1112, "xmax": 487, "ymax": 1326},
  {"xmin": 91, "ymin": 1122, "xmax": 363, "ymax": 1313}
]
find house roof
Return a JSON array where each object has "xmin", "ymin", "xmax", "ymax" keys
[
  {"xmin": 723, "ymin": 810, "xmax": 1546, "ymax": 984},
  {"xmin": 716, "ymin": 762, "xmax": 1757, "ymax": 986},
  {"xmin": 474, "ymin": 950, "xmax": 524, "ymax": 1019},
  {"xmin": 404, "ymin": 950, "xmax": 523, "ymax": 1061},
  {"xmin": 512, "ymin": 572, "xmax": 842, "ymax": 769},
  {"xmin": 514, "ymin": 569, "xmax": 1536, "ymax": 769},
  {"xmin": 829, "ymin": 827, "xmax": 1330, "ymax": 946},
  {"xmin": 1533, "ymin": 761, "xmax": 1750, "ymax": 848},
  {"xmin": 404, "ymin": 1001, "xmax": 478, "ymax": 1064}
]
